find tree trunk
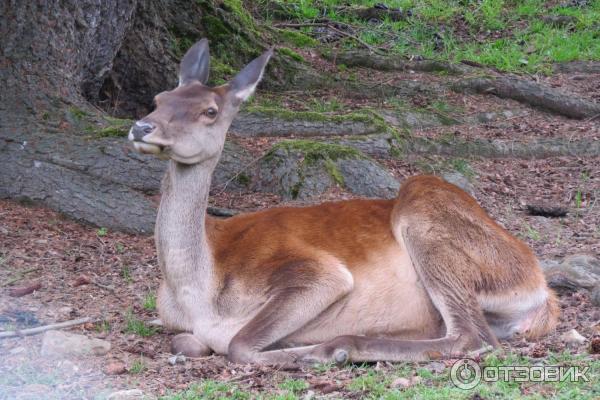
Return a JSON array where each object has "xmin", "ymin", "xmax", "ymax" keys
[{"xmin": 0, "ymin": 0, "xmax": 310, "ymax": 233}]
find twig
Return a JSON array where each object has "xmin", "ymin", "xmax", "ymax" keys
[
  {"xmin": 0, "ymin": 317, "xmax": 92, "ymax": 339},
  {"xmin": 2, "ymin": 267, "xmax": 40, "ymax": 287},
  {"xmin": 467, "ymin": 345, "xmax": 494, "ymax": 358}
]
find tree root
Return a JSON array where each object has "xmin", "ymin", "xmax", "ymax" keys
[{"xmin": 453, "ymin": 76, "xmax": 600, "ymax": 119}]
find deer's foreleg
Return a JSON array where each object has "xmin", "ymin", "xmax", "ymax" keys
[{"xmin": 227, "ymin": 257, "xmax": 353, "ymax": 365}]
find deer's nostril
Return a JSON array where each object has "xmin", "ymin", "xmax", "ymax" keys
[{"xmin": 142, "ymin": 124, "xmax": 154, "ymax": 134}]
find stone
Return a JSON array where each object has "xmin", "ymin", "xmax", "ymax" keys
[
  {"xmin": 542, "ymin": 254, "xmax": 600, "ymax": 291},
  {"xmin": 441, "ymin": 171, "xmax": 476, "ymax": 196},
  {"xmin": 561, "ymin": 329, "xmax": 586, "ymax": 346},
  {"xmin": 105, "ymin": 361, "xmax": 127, "ymax": 375},
  {"xmin": 168, "ymin": 354, "xmax": 186, "ymax": 365},
  {"xmin": 591, "ymin": 286, "xmax": 600, "ymax": 307},
  {"xmin": 427, "ymin": 361, "xmax": 446, "ymax": 374},
  {"xmin": 19, "ymin": 384, "xmax": 52, "ymax": 399},
  {"xmin": 107, "ymin": 389, "xmax": 145, "ymax": 400},
  {"xmin": 391, "ymin": 377, "xmax": 411, "ymax": 388},
  {"xmin": 41, "ymin": 330, "xmax": 111, "ymax": 357},
  {"xmin": 256, "ymin": 144, "xmax": 398, "ymax": 200}
]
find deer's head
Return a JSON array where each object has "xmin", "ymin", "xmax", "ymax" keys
[{"xmin": 129, "ymin": 39, "xmax": 272, "ymax": 164}]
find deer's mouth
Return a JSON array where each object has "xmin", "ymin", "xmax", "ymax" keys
[{"xmin": 133, "ymin": 141, "xmax": 165, "ymax": 155}]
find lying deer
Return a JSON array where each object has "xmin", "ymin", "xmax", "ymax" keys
[{"xmin": 128, "ymin": 40, "xmax": 558, "ymax": 364}]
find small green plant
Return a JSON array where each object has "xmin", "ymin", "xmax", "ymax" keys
[
  {"xmin": 121, "ymin": 265, "xmax": 132, "ymax": 282},
  {"xmin": 522, "ymin": 222, "xmax": 541, "ymax": 241},
  {"xmin": 450, "ymin": 158, "xmax": 475, "ymax": 179},
  {"xmin": 143, "ymin": 292, "xmax": 157, "ymax": 311},
  {"xmin": 279, "ymin": 379, "xmax": 308, "ymax": 394},
  {"xmin": 96, "ymin": 227, "xmax": 108, "ymax": 236},
  {"xmin": 115, "ymin": 242, "xmax": 125, "ymax": 253},
  {"xmin": 124, "ymin": 310, "xmax": 156, "ymax": 337},
  {"xmin": 129, "ymin": 358, "xmax": 146, "ymax": 374},
  {"xmin": 96, "ymin": 320, "xmax": 111, "ymax": 333}
]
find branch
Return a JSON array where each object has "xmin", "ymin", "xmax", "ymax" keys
[{"xmin": 0, "ymin": 317, "xmax": 92, "ymax": 339}]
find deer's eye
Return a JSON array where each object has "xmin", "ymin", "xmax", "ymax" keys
[{"xmin": 205, "ymin": 108, "xmax": 218, "ymax": 118}]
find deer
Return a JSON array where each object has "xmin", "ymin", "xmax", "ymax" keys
[{"xmin": 128, "ymin": 39, "xmax": 559, "ymax": 365}]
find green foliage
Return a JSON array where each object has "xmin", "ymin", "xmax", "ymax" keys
[
  {"xmin": 278, "ymin": 47, "xmax": 305, "ymax": 62},
  {"xmin": 278, "ymin": 29, "xmax": 319, "ymax": 47},
  {"xmin": 96, "ymin": 227, "xmax": 108, "ymax": 236},
  {"xmin": 129, "ymin": 358, "xmax": 146, "ymax": 374},
  {"xmin": 143, "ymin": 291, "xmax": 157, "ymax": 311},
  {"xmin": 265, "ymin": 0, "xmax": 600, "ymax": 74},
  {"xmin": 124, "ymin": 309, "xmax": 157, "ymax": 337},
  {"xmin": 271, "ymin": 140, "xmax": 364, "ymax": 164}
]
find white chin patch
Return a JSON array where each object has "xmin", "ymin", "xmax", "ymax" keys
[{"xmin": 133, "ymin": 142, "xmax": 162, "ymax": 155}]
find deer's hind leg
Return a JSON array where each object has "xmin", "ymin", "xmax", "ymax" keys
[{"xmin": 291, "ymin": 224, "xmax": 500, "ymax": 364}]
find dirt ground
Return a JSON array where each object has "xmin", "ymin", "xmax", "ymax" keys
[{"xmin": 1, "ymin": 57, "xmax": 600, "ymax": 400}]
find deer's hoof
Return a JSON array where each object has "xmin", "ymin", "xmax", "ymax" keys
[
  {"xmin": 333, "ymin": 348, "xmax": 349, "ymax": 364},
  {"xmin": 171, "ymin": 333, "xmax": 211, "ymax": 358}
]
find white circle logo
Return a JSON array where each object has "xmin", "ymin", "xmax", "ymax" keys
[{"xmin": 450, "ymin": 358, "xmax": 482, "ymax": 390}]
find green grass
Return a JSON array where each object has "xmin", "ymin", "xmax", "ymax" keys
[
  {"xmin": 124, "ymin": 309, "xmax": 157, "ymax": 337},
  {"xmin": 143, "ymin": 291, "xmax": 157, "ymax": 311},
  {"xmin": 264, "ymin": 0, "xmax": 600, "ymax": 73},
  {"xmin": 129, "ymin": 358, "xmax": 146, "ymax": 374}
]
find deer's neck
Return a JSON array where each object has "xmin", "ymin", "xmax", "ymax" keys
[{"xmin": 156, "ymin": 159, "xmax": 217, "ymax": 288}]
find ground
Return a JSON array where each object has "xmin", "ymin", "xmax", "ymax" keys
[{"xmin": 2, "ymin": 0, "xmax": 600, "ymax": 399}]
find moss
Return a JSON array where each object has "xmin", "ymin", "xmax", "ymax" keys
[
  {"xmin": 68, "ymin": 107, "xmax": 89, "ymax": 121},
  {"xmin": 278, "ymin": 29, "xmax": 319, "ymax": 47},
  {"xmin": 271, "ymin": 140, "xmax": 364, "ymax": 164},
  {"xmin": 245, "ymin": 106, "xmax": 393, "ymax": 134},
  {"xmin": 89, "ymin": 117, "xmax": 133, "ymax": 138},
  {"xmin": 278, "ymin": 47, "xmax": 305, "ymax": 62},
  {"xmin": 235, "ymin": 172, "xmax": 251, "ymax": 187},
  {"xmin": 324, "ymin": 158, "xmax": 344, "ymax": 186}
]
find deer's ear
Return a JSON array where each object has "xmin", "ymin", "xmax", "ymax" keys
[
  {"xmin": 229, "ymin": 48, "xmax": 273, "ymax": 103},
  {"xmin": 179, "ymin": 39, "xmax": 210, "ymax": 86}
]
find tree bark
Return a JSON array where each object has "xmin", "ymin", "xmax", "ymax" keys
[{"xmin": 0, "ymin": 0, "xmax": 313, "ymax": 233}]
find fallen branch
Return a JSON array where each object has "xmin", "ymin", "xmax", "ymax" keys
[
  {"xmin": 9, "ymin": 282, "xmax": 42, "ymax": 297},
  {"xmin": 452, "ymin": 76, "xmax": 600, "ymax": 119},
  {"xmin": 2, "ymin": 267, "xmax": 40, "ymax": 287},
  {"xmin": 0, "ymin": 317, "xmax": 92, "ymax": 339},
  {"xmin": 322, "ymin": 49, "xmax": 468, "ymax": 74}
]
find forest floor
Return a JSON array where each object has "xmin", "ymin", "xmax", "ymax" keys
[{"xmin": 2, "ymin": 0, "xmax": 600, "ymax": 399}]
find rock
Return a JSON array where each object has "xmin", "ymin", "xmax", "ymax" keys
[
  {"xmin": 590, "ymin": 337, "xmax": 600, "ymax": 354},
  {"xmin": 105, "ymin": 361, "xmax": 127, "ymax": 375},
  {"xmin": 542, "ymin": 254, "xmax": 600, "ymax": 291},
  {"xmin": 41, "ymin": 330, "xmax": 111, "ymax": 357},
  {"xmin": 168, "ymin": 354, "xmax": 186, "ymax": 365},
  {"xmin": 526, "ymin": 203, "xmax": 568, "ymax": 218},
  {"xmin": 256, "ymin": 141, "xmax": 398, "ymax": 200},
  {"xmin": 441, "ymin": 172, "xmax": 476, "ymax": 196},
  {"xmin": 561, "ymin": 329, "xmax": 586, "ymax": 346},
  {"xmin": 337, "ymin": 159, "xmax": 399, "ymax": 198},
  {"xmin": 591, "ymin": 286, "xmax": 600, "ymax": 307},
  {"xmin": 107, "ymin": 389, "xmax": 145, "ymax": 400},
  {"xmin": 427, "ymin": 361, "xmax": 446, "ymax": 374},
  {"xmin": 391, "ymin": 377, "xmax": 411, "ymax": 388}
]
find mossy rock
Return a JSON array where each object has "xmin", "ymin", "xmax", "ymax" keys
[{"xmin": 256, "ymin": 140, "xmax": 398, "ymax": 199}]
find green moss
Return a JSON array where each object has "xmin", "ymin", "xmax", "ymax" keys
[
  {"xmin": 324, "ymin": 158, "xmax": 344, "ymax": 186},
  {"xmin": 278, "ymin": 29, "xmax": 319, "ymax": 47},
  {"xmin": 68, "ymin": 107, "xmax": 89, "ymax": 121},
  {"xmin": 89, "ymin": 117, "xmax": 133, "ymax": 138},
  {"xmin": 235, "ymin": 172, "xmax": 251, "ymax": 187},
  {"xmin": 278, "ymin": 47, "xmax": 305, "ymax": 62},
  {"xmin": 245, "ymin": 106, "xmax": 393, "ymax": 134},
  {"xmin": 271, "ymin": 140, "xmax": 364, "ymax": 164}
]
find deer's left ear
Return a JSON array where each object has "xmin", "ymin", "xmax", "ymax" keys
[
  {"xmin": 179, "ymin": 39, "xmax": 210, "ymax": 86},
  {"xmin": 229, "ymin": 48, "xmax": 273, "ymax": 103}
]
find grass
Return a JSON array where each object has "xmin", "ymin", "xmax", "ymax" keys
[
  {"xmin": 262, "ymin": 0, "xmax": 600, "ymax": 74},
  {"xmin": 129, "ymin": 358, "xmax": 146, "ymax": 374},
  {"xmin": 143, "ymin": 291, "xmax": 157, "ymax": 311},
  {"xmin": 159, "ymin": 352, "xmax": 600, "ymax": 399},
  {"xmin": 124, "ymin": 309, "xmax": 157, "ymax": 337}
]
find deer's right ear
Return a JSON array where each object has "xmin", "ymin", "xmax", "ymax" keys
[
  {"xmin": 229, "ymin": 48, "xmax": 273, "ymax": 104},
  {"xmin": 179, "ymin": 39, "xmax": 210, "ymax": 86}
]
